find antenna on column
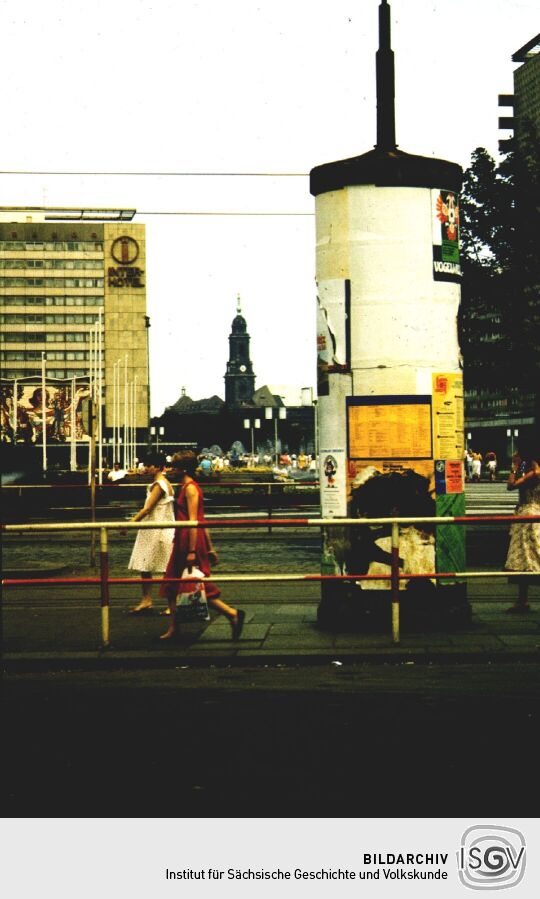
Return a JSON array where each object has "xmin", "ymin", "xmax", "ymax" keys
[{"xmin": 375, "ymin": 0, "xmax": 397, "ymax": 151}]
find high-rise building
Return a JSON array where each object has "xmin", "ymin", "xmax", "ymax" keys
[
  {"xmin": 498, "ymin": 33, "xmax": 540, "ymax": 153},
  {"xmin": 0, "ymin": 207, "xmax": 149, "ymax": 437}
]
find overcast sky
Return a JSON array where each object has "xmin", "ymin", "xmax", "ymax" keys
[{"xmin": 1, "ymin": 0, "xmax": 537, "ymax": 415}]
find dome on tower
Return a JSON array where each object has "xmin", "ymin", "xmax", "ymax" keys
[
  {"xmin": 231, "ymin": 293, "xmax": 247, "ymax": 332},
  {"xmin": 231, "ymin": 313, "xmax": 247, "ymax": 333}
]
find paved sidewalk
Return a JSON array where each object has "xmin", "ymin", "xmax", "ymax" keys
[{"xmin": 3, "ymin": 575, "xmax": 540, "ymax": 671}]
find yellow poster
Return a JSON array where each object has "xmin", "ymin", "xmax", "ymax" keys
[
  {"xmin": 432, "ymin": 373, "xmax": 464, "ymax": 459},
  {"xmin": 347, "ymin": 397, "xmax": 432, "ymax": 460}
]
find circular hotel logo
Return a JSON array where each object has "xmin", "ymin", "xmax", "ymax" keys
[{"xmin": 111, "ymin": 236, "xmax": 139, "ymax": 265}]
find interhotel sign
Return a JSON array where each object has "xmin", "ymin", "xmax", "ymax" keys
[{"xmin": 108, "ymin": 236, "xmax": 144, "ymax": 288}]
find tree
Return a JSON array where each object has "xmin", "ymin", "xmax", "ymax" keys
[{"xmin": 459, "ymin": 135, "xmax": 540, "ymax": 396}]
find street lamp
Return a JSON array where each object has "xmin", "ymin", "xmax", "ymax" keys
[
  {"xmin": 243, "ymin": 417, "xmax": 261, "ymax": 463},
  {"xmin": 507, "ymin": 427, "xmax": 519, "ymax": 458},
  {"xmin": 301, "ymin": 386, "xmax": 318, "ymax": 461},
  {"xmin": 264, "ymin": 406, "xmax": 286, "ymax": 465},
  {"xmin": 150, "ymin": 425, "xmax": 165, "ymax": 450}
]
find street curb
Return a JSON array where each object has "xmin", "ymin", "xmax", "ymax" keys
[{"xmin": 3, "ymin": 646, "xmax": 539, "ymax": 673}]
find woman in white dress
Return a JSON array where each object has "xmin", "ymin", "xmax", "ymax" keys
[
  {"xmin": 505, "ymin": 444, "xmax": 540, "ymax": 613},
  {"xmin": 128, "ymin": 453, "xmax": 175, "ymax": 614}
]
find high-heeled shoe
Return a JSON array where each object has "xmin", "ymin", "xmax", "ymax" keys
[{"xmin": 231, "ymin": 609, "xmax": 246, "ymax": 640}]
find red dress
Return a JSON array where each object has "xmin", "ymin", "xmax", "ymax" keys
[{"xmin": 160, "ymin": 479, "xmax": 221, "ymax": 601}]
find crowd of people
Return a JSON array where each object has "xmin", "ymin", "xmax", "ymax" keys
[{"xmin": 464, "ymin": 449, "xmax": 498, "ymax": 482}]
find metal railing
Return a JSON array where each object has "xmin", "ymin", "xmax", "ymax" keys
[{"xmin": 3, "ymin": 513, "xmax": 539, "ymax": 648}]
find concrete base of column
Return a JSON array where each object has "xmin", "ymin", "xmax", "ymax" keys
[{"xmin": 317, "ymin": 582, "xmax": 470, "ymax": 632}]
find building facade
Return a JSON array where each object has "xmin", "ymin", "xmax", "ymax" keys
[
  {"xmin": 499, "ymin": 34, "xmax": 540, "ymax": 154},
  {"xmin": 0, "ymin": 208, "xmax": 149, "ymax": 439}
]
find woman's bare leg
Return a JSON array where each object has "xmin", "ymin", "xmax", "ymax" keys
[
  {"xmin": 130, "ymin": 572, "xmax": 153, "ymax": 612},
  {"xmin": 160, "ymin": 596, "xmax": 177, "ymax": 639}
]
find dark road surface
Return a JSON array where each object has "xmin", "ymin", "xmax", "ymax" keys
[{"xmin": 3, "ymin": 662, "xmax": 539, "ymax": 817}]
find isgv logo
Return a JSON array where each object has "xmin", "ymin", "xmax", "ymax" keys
[{"xmin": 458, "ymin": 825, "xmax": 526, "ymax": 890}]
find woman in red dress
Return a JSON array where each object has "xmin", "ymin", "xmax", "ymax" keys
[{"xmin": 159, "ymin": 450, "xmax": 245, "ymax": 641}]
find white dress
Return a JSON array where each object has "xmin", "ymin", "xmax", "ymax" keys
[
  {"xmin": 505, "ymin": 479, "xmax": 540, "ymax": 573},
  {"xmin": 128, "ymin": 477, "xmax": 175, "ymax": 572}
]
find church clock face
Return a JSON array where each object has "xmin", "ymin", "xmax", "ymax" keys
[{"xmin": 239, "ymin": 365, "xmax": 247, "ymax": 372}]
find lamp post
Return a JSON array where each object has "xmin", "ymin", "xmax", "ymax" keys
[
  {"xmin": 243, "ymin": 417, "xmax": 260, "ymax": 463},
  {"xmin": 150, "ymin": 425, "xmax": 165, "ymax": 450},
  {"xmin": 507, "ymin": 427, "xmax": 518, "ymax": 459},
  {"xmin": 264, "ymin": 406, "xmax": 286, "ymax": 465}
]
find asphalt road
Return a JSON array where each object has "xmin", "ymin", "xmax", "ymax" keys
[{"xmin": 3, "ymin": 662, "xmax": 539, "ymax": 817}]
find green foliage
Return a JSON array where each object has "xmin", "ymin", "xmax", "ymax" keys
[{"xmin": 459, "ymin": 133, "xmax": 540, "ymax": 393}]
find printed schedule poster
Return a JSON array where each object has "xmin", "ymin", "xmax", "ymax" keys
[
  {"xmin": 432, "ymin": 372, "xmax": 465, "ymax": 460},
  {"xmin": 1, "ymin": 818, "xmax": 539, "ymax": 898},
  {"xmin": 347, "ymin": 396, "xmax": 432, "ymax": 460}
]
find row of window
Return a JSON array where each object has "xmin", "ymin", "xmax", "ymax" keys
[
  {"xmin": 3, "ymin": 369, "xmax": 95, "ymax": 379},
  {"xmin": 1, "ymin": 350, "xmax": 90, "ymax": 361},
  {"xmin": 1, "ymin": 314, "xmax": 100, "ymax": 324},
  {"xmin": 0, "ymin": 259, "xmax": 103, "ymax": 270},
  {"xmin": 0, "ymin": 295, "xmax": 103, "ymax": 306},
  {"xmin": 1, "ymin": 332, "xmax": 89, "ymax": 343},
  {"xmin": 0, "ymin": 278, "xmax": 104, "ymax": 287},
  {"xmin": 0, "ymin": 240, "xmax": 103, "ymax": 252}
]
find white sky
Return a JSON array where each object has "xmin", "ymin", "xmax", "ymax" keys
[{"xmin": 1, "ymin": 0, "xmax": 537, "ymax": 415}]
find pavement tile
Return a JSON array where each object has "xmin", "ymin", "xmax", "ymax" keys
[
  {"xmin": 198, "ymin": 625, "xmax": 269, "ymax": 642},
  {"xmin": 497, "ymin": 635, "xmax": 540, "ymax": 648},
  {"xmin": 275, "ymin": 605, "xmax": 313, "ymax": 617},
  {"xmin": 261, "ymin": 635, "xmax": 336, "ymax": 649},
  {"xmin": 269, "ymin": 623, "xmax": 316, "ymax": 635},
  {"xmin": 449, "ymin": 635, "xmax": 505, "ymax": 648}
]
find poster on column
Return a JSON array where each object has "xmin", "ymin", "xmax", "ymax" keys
[
  {"xmin": 432, "ymin": 372, "xmax": 464, "ymax": 462},
  {"xmin": 432, "ymin": 187, "xmax": 462, "ymax": 282},
  {"xmin": 319, "ymin": 447, "xmax": 347, "ymax": 517},
  {"xmin": 347, "ymin": 395, "xmax": 432, "ymax": 460},
  {"xmin": 316, "ymin": 278, "xmax": 350, "ymax": 397},
  {"xmin": 346, "ymin": 396, "xmax": 435, "ymax": 590}
]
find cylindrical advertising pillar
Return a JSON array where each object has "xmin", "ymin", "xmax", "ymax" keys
[{"xmin": 311, "ymin": 153, "xmax": 468, "ymax": 628}]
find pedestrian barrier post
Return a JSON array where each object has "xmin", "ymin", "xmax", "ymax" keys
[
  {"xmin": 100, "ymin": 526, "xmax": 110, "ymax": 648},
  {"xmin": 391, "ymin": 520, "xmax": 400, "ymax": 644}
]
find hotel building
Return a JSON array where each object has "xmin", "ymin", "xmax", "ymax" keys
[{"xmin": 0, "ymin": 207, "xmax": 149, "ymax": 435}]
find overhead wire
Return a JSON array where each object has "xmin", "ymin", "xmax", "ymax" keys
[
  {"xmin": 0, "ymin": 169, "xmax": 313, "ymax": 215},
  {"xmin": 0, "ymin": 170, "xmax": 309, "ymax": 177}
]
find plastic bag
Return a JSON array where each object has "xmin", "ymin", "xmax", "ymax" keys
[{"xmin": 176, "ymin": 567, "xmax": 210, "ymax": 621}]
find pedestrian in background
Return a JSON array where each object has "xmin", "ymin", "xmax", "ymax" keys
[
  {"xmin": 128, "ymin": 452, "xmax": 175, "ymax": 615},
  {"xmin": 108, "ymin": 461, "xmax": 127, "ymax": 484},
  {"xmin": 464, "ymin": 449, "xmax": 473, "ymax": 482},
  {"xmin": 485, "ymin": 450, "xmax": 497, "ymax": 482},
  {"xmin": 159, "ymin": 450, "xmax": 245, "ymax": 640},
  {"xmin": 505, "ymin": 443, "xmax": 540, "ymax": 613},
  {"xmin": 471, "ymin": 451, "xmax": 482, "ymax": 482}
]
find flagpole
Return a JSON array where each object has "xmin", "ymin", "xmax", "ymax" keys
[
  {"xmin": 98, "ymin": 310, "xmax": 103, "ymax": 484},
  {"xmin": 41, "ymin": 352, "xmax": 47, "ymax": 473},
  {"xmin": 12, "ymin": 378, "xmax": 17, "ymax": 443},
  {"xmin": 70, "ymin": 375, "xmax": 77, "ymax": 471}
]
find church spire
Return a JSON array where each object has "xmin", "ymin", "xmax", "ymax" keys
[{"xmin": 224, "ymin": 297, "xmax": 256, "ymax": 408}]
